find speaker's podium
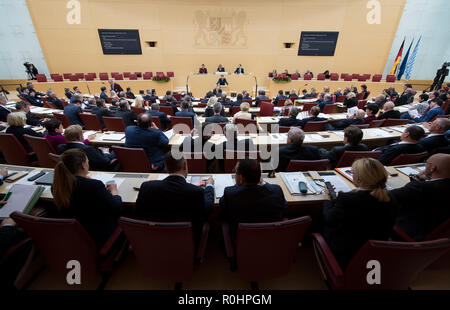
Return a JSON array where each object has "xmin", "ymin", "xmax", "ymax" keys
[{"xmin": 188, "ymin": 72, "xmax": 255, "ymax": 98}]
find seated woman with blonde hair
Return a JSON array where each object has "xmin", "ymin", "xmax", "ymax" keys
[
  {"xmin": 322, "ymin": 158, "xmax": 397, "ymax": 270},
  {"xmin": 132, "ymin": 95, "xmax": 145, "ymax": 108},
  {"xmin": 233, "ymin": 101, "xmax": 252, "ymax": 123},
  {"xmin": 110, "ymin": 90, "xmax": 119, "ymax": 100}
]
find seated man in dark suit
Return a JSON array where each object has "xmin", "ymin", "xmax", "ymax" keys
[
  {"xmin": 400, "ymin": 98, "xmax": 445, "ymax": 123},
  {"xmin": 289, "ymin": 89, "xmax": 299, "ymax": 100},
  {"xmin": 91, "ymin": 98, "xmax": 114, "ymax": 129},
  {"xmin": 278, "ymin": 106, "xmax": 302, "ymax": 127},
  {"xmin": 205, "ymin": 102, "xmax": 229, "ymax": 124},
  {"xmin": 219, "ymin": 92, "xmax": 232, "ymax": 107},
  {"xmin": 217, "ymin": 64, "xmax": 225, "ymax": 72},
  {"xmin": 228, "ymin": 93, "xmax": 244, "ymax": 114},
  {"xmin": 63, "ymin": 99, "xmax": 84, "ymax": 126},
  {"xmin": 125, "ymin": 114, "xmax": 169, "ymax": 170},
  {"xmin": 199, "ymin": 64, "xmax": 208, "ymax": 74},
  {"xmin": 64, "ymin": 87, "xmax": 73, "ymax": 100},
  {"xmin": 20, "ymin": 87, "xmax": 43, "ymax": 107},
  {"xmin": 99, "ymin": 86, "xmax": 108, "ymax": 102},
  {"xmin": 0, "ymin": 95, "xmax": 11, "ymax": 122},
  {"xmin": 161, "ymin": 96, "xmax": 179, "ymax": 115},
  {"xmin": 46, "ymin": 89, "xmax": 64, "ymax": 109},
  {"xmin": 57, "ymin": 125, "xmax": 115, "ymax": 171},
  {"xmin": 134, "ymin": 152, "xmax": 215, "ymax": 246},
  {"xmin": 15, "ymin": 101, "xmax": 44, "ymax": 126},
  {"xmin": 418, "ymin": 118, "xmax": 450, "ymax": 153},
  {"xmin": 114, "ymin": 99, "xmax": 138, "ymax": 127},
  {"xmin": 318, "ymin": 94, "xmax": 334, "ymax": 112},
  {"xmin": 234, "ymin": 64, "xmax": 245, "ymax": 74},
  {"xmin": 219, "ymin": 159, "xmax": 287, "ymax": 243},
  {"xmin": 376, "ymin": 125, "xmax": 425, "ymax": 165},
  {"xmin": 390, "ymin": 153, "xmax": 450, "ymax": 241},
  {"xmin": 125, "ymin": 87, "xmax": 136, "ymax": 99},
  {"xmin": 147, "ymin": 103, "xmax": 171, "ymax": 130},
  {"xmin": 328, "ymin": 109, "xmax": 365, "ymax": 130},
  {"xmin": 255, "ymin": 90, "xmax": 269, "ymax": 106},
  {"xmin": 273, "ymin": 90, "xmax": 288, "ymax": 105},
  {"xmin": 321, "ymin": 126, "xmax": 368, "ymax": 169},
  {"xmin": 298, "ymin": 106, "xmax": 326, "ymax": 128},
  {"xmin": 201, "ymin": 91, "xmax": 214, "ymax": 104},
  {"xmin": 277, "ymin": 127, "xmax": 321, "ymax": 171},
  {"xmin": 175, "ymin": 100, "xmax": 197, "ymax": 124},
  {"xmin": 216, "ymin": 75, "xmax": 228, "ymax": 86},
  {"xmin": 395, "ymin": 86, "xmax": 414, "ymax": 106},
  {"xmin": 377, "ymin": 101, "xmax": 400, "ymax": 120},
  {"xmin": 26, "ymin": 82, "xmax": 44, "ymax": 97}
]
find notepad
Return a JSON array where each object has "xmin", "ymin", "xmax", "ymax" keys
[
  {"xmin": 213, "ymin": 174, "xmax": 235, "ymax": 198},
  {"xmin": 90, "ymin": 173, "xmax": 124, "ymax": 188},
  {"xmin": 280, "ymin": 172, "xmax": 316, "ymax": 195},
  {"xmin": 0, "ymin": 184, "xmax": 44, "ymax": 218},
  {"xmin": 321, "ymin": 174, "xmax": 353, "ymax": 193},
  {"xmin": 83, "ymin": 131, "xmax": 97, "ymax": 140},
  {"xmin": 164, "ymin": 129, "xmax": 174, "ymax": 140},
  {"xmin": 396, "ymin": 165, "xmax": 425, "ymax": 176},
  {"xmin": 101, "ymin": 134, "xmax": 125, "ymax": 141}
]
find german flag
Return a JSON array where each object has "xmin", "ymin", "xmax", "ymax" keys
[{"xmin": 389, "ymin": 38, "xmax": 405, "ymax": 75}]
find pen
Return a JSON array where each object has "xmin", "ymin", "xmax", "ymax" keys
[{"xmin": 0, "ymin": 192, "xmax": 11, "ymax": 208}]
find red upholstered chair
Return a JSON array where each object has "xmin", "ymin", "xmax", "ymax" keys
[
  {"xmin": 52, "ymin": 112, "xmax": 71, "ymax": 128},
  {"xmin": 382, "ymin": 118, "xmax": 409, "ymax": 126},
  {"xmin": 357, "ymin": 92, "xmax": 365, "ymax": 100},
  {"xmin": 79, "ymin": 113, "xmax": 103, "ymax": 131},
  {"xmin": 302, "ymin": 102, "xmax": 317, "ymax": 112},
  {"xmin": 317, "ymin": 73, "xmax": 326, "ymax": 80},
  {"xmin": 143, "ymin": 72, "xmax": 153, "ymax": 80},
  {"xmin": 114, "ymin": 74, "xmax": 123, "ymax": 80},
  {"xmin": 111, "ymin": 146, "xmax": 152, "ymax": 172},
  {"xmin": 277, "ymin": 98, "xmax": 287, "ymax": 107},
  {"xmin": 134, "ymin": 72, "xmax": 142, "ymax": 77},
  {"xmin": 358, "ymin": 76, "xmax": 366, "ymax": 82},
  {"xmin": 167, "ymin": 72, "xmax": 174, "ymax": 78},
  {"xmin": 48, "ymin": 153, "xmax": 61, "ymax": 165},
  {"xmin": 119, "ymin": 218, "xmax": 209, "ymax": 286},
  {"xmin": 111, "ymin": 72, "xmax": 119, "ymax": 77},
  {"xmin": 75, "ymin": 73, "xmax": 84, "ymax": 79},
  {"xmin": 129, "ymin": 74, "xmax": 137, "ymax": 80},
  {"xmin": 171, "ymin": 116, "xmax": 193, "ymax": 133},
  {"xmin": 222, "ymin": 217, "xmax": 312, "ymax": 287},
  {"xmin": 235, "ymin": 118, "xmax": 258, "ymax": 134},
  {"xmin": 69, "ymin": 75, "xmax": 79, "ymax": 81},
  {"xmin": 389, "ymin": 151, "xmax": 428, "ymax": 165},
  {"xmin": 372, "ymin": 74, "xmax": 382, "ymax": 82},
  {"xmin": 159, "ymin": 99, "xmax": 167, "ymax": 104},
  {"xmin": 0, "ymin": 134, "xmax": 38, "ymax": 166},
  {"xmin": 156, "ymin": 72, "xmax": 164, "ymax": 78},
  {"xmin": 336, "ymin": 95, "xmax": 346, "ymax": 103},
  {"xmin": 357, "ymin": 100, "xmax": 367, "ymax": 109},
  {"xmin": 330, "ymin": 73, "xmax": 339, "ymax": 81},
  {"xmin": 123, "ymin": 72, "xmax": 131, "ymax": 78},
  {"xmin": 351, "ymin": 73, "xmax": 359, "ymax": 80},
  {"xmin": 224, "ymin": 150, "xmax": 260, "ymax": 173},
  {"xmin": 323, "ymin": 104, "xmax": 338, "ymax": 114},
  {"xmin": 36, "ymin": 74, "xmax": 47, "ymax": 82},
  {"xmin": 386, "ymin": 75, "xmax": 396, "ymax": 82},
  {"xmin": 52, "ymin": 74, "xmax": 63, "ymax": 82},
  {"xmin": 303, "ymin": 120, "xmax": 328, "ymax": 132},
  {"xmin": 173, "ymin": 93, "xmax": 182, "ymax": 101},
  {"xmin": 349, "ymin": 123, "xmax": 370, "ymax": 129},
  {"xmin": 335, "ymin": 151, "xmax": 382, "ymax": 168},
  {"xmin": 87, "ymin": 72, "xmax": 97, "ymax": 78},
  {"xmin": 130, "ymin": 106, "xmax": 144, "ymax": 115},
  {"xmin": 343, "ymin": 75, "xmax": 352, "ymax": 81},
  {"xmin": 283, "ymin": 108, "xmax": 290, "ymax": 116},
  {"xmin": 23, "ymin": 135, "xmax": 57, "ymax": 168},
  {"xmin": 197, "ymin": 102, "xmax": 207, "ymax": 108},
  {"xmin": 103, "ymin": 117, "xmax": 126, "ymax": 132},
  {"xmin": 291, "ymin": 73, "xmax": 299, "ymax": 80},
  {"xmin": 84, "ymin": 74, "xmax": 95, "ymax": 81},
  {"xmin": 50, "ymin": 73, "xmax": 59, "ymax": 80},
  {"xmin": 63, "ymin": 73, "xmax": 71, "ymax": 80},
  {"xmin": 363, "ymin": 74, "xmax": 371, "ymax": 80},
  {"xmin": 151, "ymin": 116, "xmax": 162, "ymax": 130},
  {"xmin": 183, "ymin": 152, "xmax": 207, "ymax": 173},
  {"xmin": 303, "ymin": 74, "xmax": 312, "ymax": 80},
  {"xmin": 259, "ymin": 102, "xmax": 274, "ymax": 116},
  {"xmin": 368, "ymin": 119, "xmax": 385, "ymax": 128},
  {"xmin": 44, "ymin": 101, "xmax": 58, "ymax": 109},
  {"xmin": 10, "ymin": 212, "xmax": 124, "ymax": 287},
  {"xmin": 243, "ymin": 99, "xmax": 252, "ymax": 104},
  {"xmin": 99, "ymin": 72, "xmax": 109, "ymax": 80},
  {"xmin": 231, "ymin": 106, "xmax": 241, "ymax": 116},
  {"xmin": 286, "ymin": 159, "xmax": 330, "ymax": 172},
  {"xmin": 340, "ymin": 73, "xmax": 348, "ymax": 79},
  {"xmin": 312, "ymin": 233, "xmax": 450, "ymax": 290}
]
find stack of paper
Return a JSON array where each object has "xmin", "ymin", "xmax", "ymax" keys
[
  {"xmin": 280, "ymin": 172, "xmax": 316, "ymax": 195},
  {"xmin": 83, "ymin": 131, "xmax": 97, "ymax": 140},
  {"xmin": 347, "ymin": 106, "xmax": 358, "ymax": 117},
  {"xmin": 213, "ymin": 174, "xmax": 235, "ymax": 198},
  {"xmin": 101, "ymin": 134, "xmax": 125, "ymax": 141},
  {"xmin": 321, "ymin": 175, "xmax": 353, "ymax": 193},
  {"xmin": 164, "ymin": 129, "xmax": 174, "ymax": 140},
  {"xmin": 396, "ymin": 165, "xmax": 425, "ymax": 176},
  {"xmin": 0, "ymin": 184, "xmax": 45, "ymax": 217}
]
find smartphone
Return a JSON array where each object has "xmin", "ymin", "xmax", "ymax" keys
[{"xmin": 325, "ymin": 181, "xmax": 337, "ymax": 201}]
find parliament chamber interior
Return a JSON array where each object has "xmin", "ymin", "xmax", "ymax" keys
[{"xmin": 0, "ymin": 0, "xmax": 449, "ymax": 298}]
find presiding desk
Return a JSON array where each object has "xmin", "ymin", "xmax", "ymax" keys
[{"xmin": 188, "ymin": 73, "xmax": 255, "ymax": 98}]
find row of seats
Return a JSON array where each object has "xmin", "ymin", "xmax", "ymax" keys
[
  {"xmin": 270, "ymin": 73, "xmax": 396, "ymax": 82},
  {"xmin": 36, "ymin": 72, "xmax": 175, "ymax": 82}
]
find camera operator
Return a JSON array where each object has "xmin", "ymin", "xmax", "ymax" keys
[
  {"xmin": 23, "ymin": 62, "xmax": 39, "ymax": 80},
  {"xmin": 430, "ymin": 62, "xmax": 449, "ymax": 91}
]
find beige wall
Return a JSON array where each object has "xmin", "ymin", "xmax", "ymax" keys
[{"xmin": 26, "ymin": 0, "xmax": 406, "ymax": 90}]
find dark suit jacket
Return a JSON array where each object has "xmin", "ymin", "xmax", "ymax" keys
[
  {"xmin": 217, "ymin": 67, "xmax": 225, "ymax": 72},
  {"xmin": 319, "ymin": 100, "xmax": 335, "ymax": 112},
  {"xmin": 64, "ymin": 104, "xmax": 83, "ymax": 126},
  {"xmin": 22, "ymin": 94, "xmax": 43, "ymax": 107},
  {"xmin": 5, "ymin": 126, "xmax": 43, "ymax": 153},
  {"xmin": 199, "ymin": 68, "xmax": 208, "ymax": 74},
  {"xmin": 25, "ymin": 112, "xmax": 42, "ymax": 127},
  {"xmin": 298, "ymin": 116, "xmax": 326, "ymax": 128},
  {"xmin": 92, "ymin": 106, "xmax": 114, "ymax": 128},
  {"xmin": 175, "ymin": 110, "xmax": 196, "ymax": 124},
  {"xmin": 147, "ymin": 110, "xmax": 170, "ymax": 130},
  {"xmin": 390, "ymin": 179, "xmax": 450, "ymax": 241},
  {"xmin": 47, "ymin": 97, "xmax": 64, "ymax": 110},
  {"xmin": 234, "ymin": 68, "xmax": 244, "ymax": 74},
  {"xmin": 124, "ymin": 126, "xmax": 169, "ymax": 168},
  {"xmin": 217, "ymin": 78, "xmax": 228, "ymax": 86},
  {"xmin": 278, "ymin": 116, "xmax": 302, "ymax": 127},
  {"xmin": 0, "ymin": 226, "xmax": 27, "ymax": 258},
  {"xmin": 396, "ymin": 93, "xmax": 412, "ymax": 106},
  {"xmin": 273, "ymin": 95, "xmax": 288, "ymax": 105},
  {"xmin": 205, "ymin": 115, "xmax": 229, "ymax": 124},
  {"xmin": 135, "ymin": 175, "xmax": 215, "ymax": 245},
  {"xmin": 277, "ymin": 144, "xmax": 321, "ymax": 172},
  {"xmin": 57, "ymin": 142, "xmax": 111, "ymax": 171},
  {"xmin": 378, "ymin": 110, "xmax": 400, "ymax": 120},
  {"xmin": 0, "ymin": 105, "xmax": 11, "ymax": 122},
  {"xmin": 377, "ymin": 142, "xmax": 424, "ymax": 165},
  {"xmin": 161, "ymin": 102, "xmax": 179, "ymax": 115},
  {"xmin": 374, "ymin": 99, "xmax": 387, "ymax": 108},
  {"xmin": 203, "ymin": 106, "xmax": 226, "ymax": 117},
  {"xmin": 323, "ymin": 190, "xmax": 397, "ymax": 270},
  {"xmin": 111, "ymin": 83, "xmax": 123, "ymax": 93},
  {"xmin": 126, "ymin": 91, "xmax": 135, "ymax": 99},
  {"xmin": 333, "ymin": 118, "xmax": 364, "ymax": 130},
  {"xmin": 65, "ymin": 91, "xmax": 73, "ymax": 100},
  {"xmin": 114, "ymin": 108, "xmax": 138, "ymax": 127},
  {"xmin": 255, "ymin": 95, "xmax": 269, "ymax": 106},
  {"xmin": 53, "ymin": 176, "xmax": 122, "ymax": 249},
  {"xmin": 324, "ymin": 144, "xmax": 368, "ymax": 169},
  {"xmin": 100, "ymin": 92, "xmax": 108, "ymax": 101},
  {"xmin": 418, "ymin": 134, "xmax": 448, "ymax": 154},
  {"xmin": 343, "ymin": 97, "xmax": 358, "ymax": 108},
  {"xmin": 219, "ymin": 183, "xmax": 287, "ymax": 243}
]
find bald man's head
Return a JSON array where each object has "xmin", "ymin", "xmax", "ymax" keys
[
  {"xmin": 425, "ymin": 153, "xmax": 450, "ymax": 179},
  {"xmin": 383, "ymin": 101, "xmax": 394, "ymax": 111},
  {"xmin": 137, "ymin": 113, "xmax": 151, "ymax": 129},
  {"xmin": 430, "ymin": 118, "xmax": 450, "ymax": 134}
]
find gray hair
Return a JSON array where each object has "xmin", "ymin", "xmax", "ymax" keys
[
  {"xmin": 289, "ymin": 106, "xmax": 299, "ymax": 118},
  {"xmin": 288, "ymin": 127, "xmax": 305, "ymax": 146},
  {"xmin": 213, "ymin": 102, "xmax": 222, "ymax": 113},
  {"xmin": 355, "ymin": 109, "xmax": 365, "ymax": 119},
  {"xmin": 324, "ymin": 93, "xmax": 331, "ymax": 100},
  {"xmin": 88, "ymin": 97, "xmax": 96, "ymax": 105},
  {"xmin": 221, "ymin": 92, "xmax": 227, "ymax": 98},
  {"xmin": 151, "ymin": 103, "xmax": 160, "ymax": 110},
  {"xmin": 207, "ymin": 96, "xmax": 218, "ymax": 107}
]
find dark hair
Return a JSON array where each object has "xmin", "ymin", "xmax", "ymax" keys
[
  {"xmin": 237, "ymin": 93, "xmax": 243, "ymax": 100},
  {"xmin": 302, "ymin": 89, "xmax": 307, "ymax": 93},
  {"xmin": 236, "ymin": 159, "xmax": 261, "ymax": 185},
  {"xmin": 278, "ymin": 90, "xmax": 283, "ymax": 95},
  {"xmin": 20, "ymin": 87, "xmax": 27, "ymax": 92},
  {"xmin": 126, "ymin": 87, "xmax": 131, "ymax": 91},
  {"xmin": 430, "ymin": 98, "xmax": 443, "ymax": 106},
  {"xmin": 119, "ymin": 100, "xmax": 128, "ymax": 109},
  {"xmin": 310, "ymin": 106, "xmax": 320, "ymax": 117},
  {"xmin": 15, "ymin": 101, "xmax": 28, "ymax": 111},
  {"xmin": 366, "ymin": 103, "xmax": 379, "ymax": 115},
  {"xmin": 72, "ymin": 99, "xmax": 82, "ymax": 105},
  {"xmin": 44, "ymin": 118, "xmax": 62, "ymax": 133},
  {"xmin": 52, "ymin": 149, "xmax": 87, "ymax": 209},
  {"xmin": 73, "ymin": 86, "xmax": 79, "ymax": 91},
  {"xmin": 361, "ymin": 84, "xmax": 367, "ymax": 90},
  {"xmin": 419, "ymin": 93, "xmax": 429, "ymax": 101},
  {"xmin": 405, "ymin": 84, "xmax": 412, "ymax": 88},
  {"xmin": 101, "ymin": 86, "xmax": 106, "ymax": 92},
  {"xmin": 137, "ymin": 113, "xmax": 151, "ymax": 129},
  {"xmin": 405, "ymin": 125, "xmax": 425, "ymax": 141},
  {"xmin": 344, "ymin": 126, "xmax": 363, "ymax": 145},
  {"xmin": 166, "ymin": 90, "xmax": 171, "ymax": 96},
  {"xmin": 206, "ymin": 91, "xmax": 214, "ymax": 98},
  {"xmin": 96, "ymin": 98, "xmax": 105, "ymax": 107},
  {"xmin": 164, "ymin": 152, "xmax": 185, "ymax": 173}
]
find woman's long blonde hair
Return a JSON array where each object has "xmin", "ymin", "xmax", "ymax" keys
[
  {"xmin": 351, "ymin": 158, "xmax": 390, "ymax": 202},
  {"xmin": 134, "ymin": 95, "xmax": 144, "ymax": 108}
]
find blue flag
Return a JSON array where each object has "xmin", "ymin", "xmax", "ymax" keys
[
  {"xmin": 405, "ymin": 37, "xmax": 421, "ymax": 81},
  {"xmin": 397, "ymin": 39, "xmax": 414, "ymax": 80}
]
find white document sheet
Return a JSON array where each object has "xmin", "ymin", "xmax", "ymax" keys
[
  {"xmin": 280, "ymin": 172, "xmax": 316, "ymax": 195},
  {"xmin": 321, "ymin": 175, "xmax": 353, "ymax": 193},
  {"xmin": 90, "ymin": 173, "xmax": 124, "ymax": 188},
  {"xmin": 213, "ymin": 174, "xmax": 235, "ymax": 198}
]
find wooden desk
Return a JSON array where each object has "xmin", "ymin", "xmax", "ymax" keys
[{"xmin": 188, "ymin": 73, "xmax": 255, "ymax": 98}]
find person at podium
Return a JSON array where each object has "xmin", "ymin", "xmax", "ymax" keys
[
  {"xmin": 217, "ymin": 75, "xmax": 228, "ymax": 86},
  {"xmin": 199, "ymin": 64, "xmax": 208, "ymax": 74},
  {"xmin": 217, "ymin": 64, "xmax": 225, "ymax": 72},
  {"xmin": 234, "ymin": 64, "xmax": 245, "ymax": 74}
]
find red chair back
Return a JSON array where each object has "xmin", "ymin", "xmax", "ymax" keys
[
  {"xmin": 286, "ymin": 159, "xmax": 329, "ymax": 172},
  {"xmin": 235, "ymin": 118, "xmax": 258, "ymax": 134},
  {"xmin": 303, "ymin": 120, "xmax": 328, "ymax": 132},
  {"xmin": 75, "ymin": 73, "xmax": 84, "ymax": 79},
  {"xmin": 48, "ymin": 152, "xmax": 61, "ymax": 165},
  {"xmin": 368, "ymin": 119, "xmax": 385, "ymax": 128},
  {"xmin": 118, "ymin": 218, "xmax": 195, "ymax": 282},
  {"xmin": 303, "ymin": 74, "xmax": 312, "ymax": 80},
  {"xmin": 171, "ymin": 116, "xmax": 193, "ymax": 133},
  {"xmin": 330, "ymin": 73, "xmax": 339, "ymax": 81},
  {"xmin": 259, "ymin": 102, "xmax": 274, "ymax": 116},
  {"xmin": 386, "ymin": 75, "xmax": 396, "ymax": 82},
  {"xmin": 336, "ymin": 151, "xmax": 382, "ymax": 168},
  {"xmin": 156, "ymin": 72, "xmax": 164, "ymax": 78},
  {"xmin": 151, "ymin": 116, "xmax": 162, "ymax": 130},
  {"xmin": 357, "ymin": 100, "xmax": 367, "ymax": 109},
  {"xmin": 69, "ymin": 75, "xmax": 79, "ymax": 81},
  {"xmin": 323, "ymin": 104, "xmax": 338, "ymax": 114},
  {"xmin": 111, "ymin": 146, "xmax": 151, "ymax": 172},
  {"xmin": 291, "ymin": 73, "xmax": 299, "ymax": 80},
  {"xmin": 36, "ymin": 74, "xmax": 47, "ymax": 82},
  {"xmin": 224, "ymin": 150, "xmax": 260, "ymax": 172},
  {"xmin": 79, "ymin": 113, "xmax": 103, "ymax": 130},
  {"xmin": 183, "ymin": 152, "xmax": 207, "ymax": 173},
  {"xmin": 235, "ymin": 217, "xmax": 312, "ymax": 281},
  {"xmin": 278, "ymin": 126, "xmax": 298, "ymax": 133},
  {"xmin": 382, "ymin": 118, "xmax": 409, "ymax": 126},
  {"xmin": 336, "ymin": 95, "xmax": 346, "ymax": 103},
  {"xmin": 167, "ymin": 72, "xmax": 174, "ymax": 77},
  {"xmin": 340, "ymin": 73, "xmax": 348, "ymax": 79},
  {"xmin": 277, "ymin": 98, "xmax": 287, "ymax": 107},
  {"xmin": 114, "ymin": 74, "xmax": 123, "ymax": 80},
  {"xmin": 103, "ymin": 117, "xmax": 126, "ymax": 132},
  {"xmin": 23, "ymin": 135, "xmax": 56, "ymax": 168},
  {"xmin": 130, "ymin": 106, "xmax": 144, "ymax": 115},
  {"xmin": 372, "ymin": 74, "xmax": 382, "ymax": 82},
  {"xmin": 52, "ymin": 75, "xmax": 63, "ymax": 82},
  {"xmin": 344, "ymin": 75, "xmax": 352, "ymax": 81},
  {"xmin": 0, "ymin": 133, "xmax": 35, "ymax": 166},
  {"xmin": 143, "ymin": 72, "xmax": 153, "ymax": 80},
  {"xmin": 317, "ymin": 73, "xmax": 325, "ymax": 80},
  {"xmin": 99, "ymin": 72, "xmax": 109, "ymax": 80},
  {"xmin": 173, "ymin": 93, "xmax": 182, "ymax": 101},
  {"xmin": 302, "ymin": 103, "xmax": 318, "ymax": 112},
  {"xmin": 123, "ymin": 72, "xmax": 131, "ymax": 78},
  {"xmin": 88, "ymin": 72, "xmax": 97, "ymax": 78},
  {"xmin": 63, "ymin": 73, "xmax": 71, "ymax": 80},
  {"xmin": 159, "ymin": 105, "xmax": 173, "ymax": 116},
  {"xmin": 231, "ymin": 106, "xmax": 241, "ymax": 116},
  {"xmin": 10, "ymin": 212, "xmax": 99, "ymax": 276},
  {"xmin": 425, "ymin": 219, "xmax": 450, "ymax": 269},
  {"xmin": 351, "ymin": 73, "xmax": 359, "ymax": 79},
  {"xmin": 129, "ymin": 74, "xmax": 138, "ymax": 80},
  {"xmin": 390, "ymin": 151, "xmax": 428, "ymax": 166},
  {"xmin": 134, "ymin": 72, "xmax": 142, "ymax": 77},
  {"xmin": 84, "ymin": 74, "xmax": 95, "ymax": 81}
]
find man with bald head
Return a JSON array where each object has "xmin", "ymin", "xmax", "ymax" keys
[
  {"xmin": 391, "ymin": 153, "xmax": 450, "ymax": 241},
  {"xmin": 377, "ymin": 101, "xmax": 400, "ymax": 120},
  {"xmin": 329, "ymin": 109, "xmax": 365, "ymax": 130},
  {"xmin": 418, "ymin": 118, "xmax": 450, "ymax": 153}
]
